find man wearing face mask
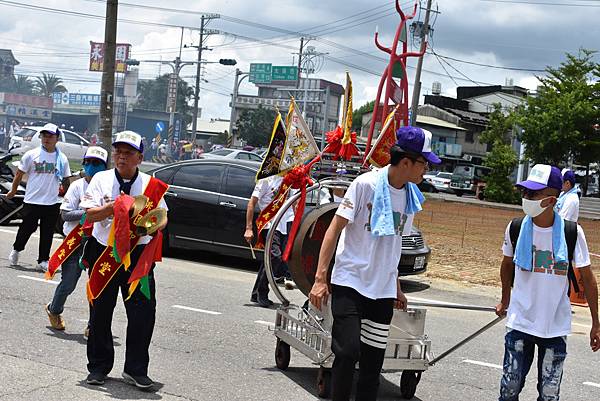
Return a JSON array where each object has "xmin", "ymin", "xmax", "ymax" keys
[
  {"xmin": 44, "ymin": 146, "xmax": 108, "ymax": 332},
  {"xmin": 496, "ymin": 164, "xmax": 600, "ymax": 401},
  {"xmin": 556, "ymin": 169, "xmax": 579, "ymax": 222}
]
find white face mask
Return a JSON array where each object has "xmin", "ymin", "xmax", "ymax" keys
[{"xmin": 522, "ymin": 197, "xmax": 551, "ymax": 217}]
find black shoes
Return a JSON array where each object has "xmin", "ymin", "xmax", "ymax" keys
[
  {"xmin": 86, "ymin": 372, "xmax": 107, "ymax": 385},
  {"xmin": 257, "ymin": 299, "xmax": 274, "ymax": 308},
  {"xmin": 122, "ymin": 371, "xmax": 154, "ymax": 390}
]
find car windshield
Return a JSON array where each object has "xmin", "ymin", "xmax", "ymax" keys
[
  {"xmin": 210, "ymin": 149, "xmax": 233, "ymax": 156},
  {"xmin": 14, "ymin": 128, "xmax": 37, "ymax": 139},
  {"xmin": 453, "ymin": 166, "xmax": 474, "ymax": 177}
]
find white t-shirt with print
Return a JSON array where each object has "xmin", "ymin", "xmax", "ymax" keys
[
  {"xmin": 19, "ymin": 147, "xmax": 71, "ymax": 205},
  {"xmin": 557, "ymin": 192, "xmax": 579, "ymax": 222},
  {"xmin": 331, "ymin": 170, "xmax": 414, "ymax": 300},
  {"xmin": 80, "ymin": 169, "xmax": 168, "ymax": 247},
  {"xmin": 502, "ymin": 221, "xmax": 591, "ymax": 338},
  {"xmin": 251, "ymin": 175, "xmax": 294, "ymax": 235},
  {"xmin": 60, "ymin": 177, "xmax": 88, "ymax": 236}
]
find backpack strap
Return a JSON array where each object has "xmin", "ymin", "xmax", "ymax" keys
[
  {"xmin": 564, "ymin": 220, "xmax": 579, "ymax": 296},
  {"xmin": 508, "ymin": 217, "xmax": 523, "ymax": 288}
]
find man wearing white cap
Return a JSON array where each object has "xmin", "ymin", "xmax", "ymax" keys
[
  {"xmin": 45, "ymin": 146, "xmax": 108, "ymax": 332},
  {"xmin": 80, "ymin": 130, "xmax": 168, "ymax": 390},
  {"xmin": 6, "ymin": 123, "xmax": 70, "ymax": 271}
]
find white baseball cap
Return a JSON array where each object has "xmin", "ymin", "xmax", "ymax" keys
[
  {"xmin": 84, "ymin": 146, "xmax": 108, "ymax": 164},
  {"xmin": 112, "ymin": 130, "xmax": 143, "ymax": 153},
  {"xmin": 40, "ymin": 123, "xmax": 61, "ymax": 136}
]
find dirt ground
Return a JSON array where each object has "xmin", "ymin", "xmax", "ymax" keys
[{"xmin": 414, "ymin": 198, "xmax": 600, "ymax": 286}]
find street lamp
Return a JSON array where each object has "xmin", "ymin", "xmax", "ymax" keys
[{"xmin": 228, "ymin": 68, "xmax": 249, "ymax": 146}]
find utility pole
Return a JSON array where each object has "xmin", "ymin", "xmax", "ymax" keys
[
  {"xmin": 99, "ymin": 0, "xmax": 118, "ymax": 160},
  {"xmin": 409, "ymin": 0, "xmax": 433, "ymax": 127},
  {"xmin": 296, "ymin": 37, "xmax": 304, "ymax": 89},
  {"xmin": 191, "ymin": 16, "xmax": 205, "ymax": 142},
  {"xmin": 228, "ymin": 69, "xmax": 248, "ymax": 146}
]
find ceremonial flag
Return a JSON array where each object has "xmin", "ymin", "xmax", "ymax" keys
[
  {"xmin": 342, "ymin": 72, "xmax": 354, "ymax": 145},
  {"xmin": 256, "ymin": 112, "xmax": 288, "ymax": 181},
  {"xmin": 323, "ymin": 72, "xmax": 359, "ymax": 160},
  {"xmin": 280, "ymin": 98, "xmax": 319, "ymax": 172},
  {"xmin": 366, "ymin": 105, "xmax": 400, "ymax": 167}
]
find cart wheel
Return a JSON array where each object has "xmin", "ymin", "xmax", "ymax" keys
[
  {"xmin": 275, "ymin": 339, "xmax": 291, "ymax": 370},
  {"xmin": 400, "ymin": 370, "xmax": 421, "ymax": 399},
  {"xmin": 316, "ymin": 367, "xmax": 331, "ymax": 399}
]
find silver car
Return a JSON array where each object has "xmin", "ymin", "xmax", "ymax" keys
[{"xmin": 9, "ymin": 126, "xmax": 90, "ymax": 161}]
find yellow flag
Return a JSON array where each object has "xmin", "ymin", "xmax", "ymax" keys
[
  {"xmin": 342, "ymin": 72, "xmax": 353, "ymax": 145},
  {"xmin": 279, "ymin": 98, "xmax": 320, "ymax": 172}
]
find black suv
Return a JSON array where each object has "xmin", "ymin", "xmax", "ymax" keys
[{"xmin": 149, "ymin": 159, "xmax": 430, "ymax": 275}]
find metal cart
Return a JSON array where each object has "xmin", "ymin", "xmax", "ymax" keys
[{"xmin": 264, "ymin": 179, "xmax": 502, "ymax": 399}]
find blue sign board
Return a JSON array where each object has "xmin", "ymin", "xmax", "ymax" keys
[
  {"xmin": 52, "ymin": 92, "xmax": 101, "ymax": 107},
  {"xmin": 155, "ymin": 121, "xmax": 165, "ymax": 134}
]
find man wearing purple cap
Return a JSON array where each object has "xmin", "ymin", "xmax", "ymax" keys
[
  {"xmin": 556, "ymin": 169, "xmax": 579, "ymax": 222},
  {"xmin": 309, "ymin": 126, "xmax": 439, "ymax": 401},
  {"xmin": 6, "ymin": 123, "xmax": 70, "ymax": 271},
  {"xmin": 496, "ymin": 164, "xmax": 600, "ymax": 401}
]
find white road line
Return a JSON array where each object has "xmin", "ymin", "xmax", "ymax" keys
[
  {"xmin": 171, "ymin": 305, "xmax": 221, "ymax": 315},
  {"xmin": 18, "ymin": 275, "xmax": 58, "ymax": 285},
  {"xmin": 583, "ymin": 382, "xmax": 600, "ymax": 388},
  {"xmin": 254, "ymin": 320, "xmax": 272, "ymax": 326},
  {"xmin": 573, "ymin": 322, "xmax": 591, "ymax": 329},
  {"xmin": 462, "ymin": 359, "xmax": 503, "ymax": 370}
]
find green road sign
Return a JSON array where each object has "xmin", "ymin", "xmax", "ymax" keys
[
  {"xmin": 272, "ymin": 65, "xmax": 298, "ymax": 81},
  {"xmin": 249, "ymin": 63, "xmax": 272, "ymax": 84}
]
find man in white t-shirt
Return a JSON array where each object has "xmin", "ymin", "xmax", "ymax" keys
[
  {"xmin": 44, "ymin": 146, "xmax": 108, "ymax": 332},
  {"xmin": 309, "ymin": 126, "xmax": 440, "ymax": 401},
  {"xmin": 244, "ymin": 174, "xmax": 295, "ymax": 307},
  {"xmin": 7, "ymin": 123, "xmax": 70, "ymax": 271},
  {"xmin": 80, "ymin": 131, "xmax": 168, "ymax": 389},
  {"xmin": 496, "ymin": 164, "xmax": 599, "ymax": 401},
  {"xmin": 556, "ymin": 169, "xmax": 579, "ymax": 222}
]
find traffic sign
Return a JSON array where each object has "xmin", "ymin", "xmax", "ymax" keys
[
  {"xmin": 155, "ymin": 121, "xmax": 165, "ymax": 134},
  {"xmin": 249, "ymin": 63, "xmax": 272, "ymax": 84},
  {"xmin": 272, "ymin": 66, "xmax": 298, "ymax": 81}
]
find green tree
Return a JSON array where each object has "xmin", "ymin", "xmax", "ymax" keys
[
  {"xmin": 236, "ymin": 105, "xmax": 276, "ymax": 147},
  {"xmin": 34, "ymin": 73, "xmax": 67, "ymax": 97},
  {"xmin": 514, "ymin": 49, "xmax": 600, "ymax": 166},
  {"xmin": 352, "ymin": 100, "xmax": 375, "ymax": 132},
  {"xmin": 480, "ymin": 104, "xmax": 520, "ymax": 204},
  {"xmin": 15, "ymin": 75, "xmax": 34, "ymax": 95},
  {"xmin": 136, "ymin": 74, "xmax": 194, "ymax": 127}
]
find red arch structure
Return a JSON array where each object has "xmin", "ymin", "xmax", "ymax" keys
[{"xmin": 364, "ymin": 0, "xmax": 427, "ymax": 157}]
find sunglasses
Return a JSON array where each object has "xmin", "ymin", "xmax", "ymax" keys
[
  {"xmin": 83, "ymin": 159, "xmax": 105, "ymax": 166},
  {"xmin": 407, "ymin": 157, "xmax": 429, "ymax": 170},
  {"xmin": 521, "ymin": 188, "xmax": 554, "ymax": 199}
]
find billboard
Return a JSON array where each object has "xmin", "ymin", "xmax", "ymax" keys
[
  {"xmin": 89, "ymin": 42, "xmax": 131, "ymax": 73},
  {"xmin": 52, "ymin": 92, "xmax": 101, "ymax": 107}
]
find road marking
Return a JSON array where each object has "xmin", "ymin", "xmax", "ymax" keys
[
  {"xmin": 254, "ymin": 320, "xmax": 272, "ymax": 326},
  {"xmin": 18, "ymin": 275, "xmax": 58, "ymax": 285},
  {"xmin": 573, "ymin": 322, "xmax": 591, "ymax": 329},
  {"xmin": 462, "ymin": 359, "xmax": 502, "ymax": 370},
  {"xmin": 172, "ymin": 305, "xmax": 221, "ymax": 315},
  {"xmin": 583, "ymin": 382, "xmax": 600, "ymax": 388},
  {"xmin": 589, "ymin": 252, "xmax": 600, "ymax": 259}
]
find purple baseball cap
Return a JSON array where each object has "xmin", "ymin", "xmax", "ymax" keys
[
  {"xmin": 516, "ymin": 164, "xmax": 563, "ymax": 191},
  {"xmin": 562, "ymin": 168, "xmax": 576, "ymax": 186},
  {"xmin": 395, "ymin": 126, "xmax": 441, "ymax": 165}
]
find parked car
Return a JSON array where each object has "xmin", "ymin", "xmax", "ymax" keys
[
  {"xmin": 203, "ymin": 148, "xmax": 263, "ymax": 162},
  {"xmin": 430, "ymin": 172, "xmax": 453, "ymax": 192},
  {"xmin": 10, "ymin": 126, "xmax": 90, "ymax": 161},
  {"xmin": 149, "ymin": 159, "xmax": 431, "ymax": 275},
  {"xmin": 449, "ymin": 164, "xmax": 491, "ymax": 199},
  {"xmin": 423, "ymin": 170, "xmax": 440, "ymax": 183}
]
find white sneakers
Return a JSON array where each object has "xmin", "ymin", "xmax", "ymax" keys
[
  {"xmin": 36, "ymin": 261, "xmax": 48, "ymax": 273},
  {"xmin": 8, "ymin": 250, "xmax": 19, "ymax": 266}
]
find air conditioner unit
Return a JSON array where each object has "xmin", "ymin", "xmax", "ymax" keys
[{"xmin": 463, "ymin": 154, "xmax": 472, "ymax": 161}]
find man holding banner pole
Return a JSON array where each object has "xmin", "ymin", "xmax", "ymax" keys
[{"xmin": 80, "ymin": 131, "xmax": 168, "ymax": 389}]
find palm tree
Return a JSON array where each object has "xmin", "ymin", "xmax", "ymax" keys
[
  {"xmin": 15, "ymin": 75, "xmax": 34, "ymax": 95},
  {"xmin": 34, "ymin": 73, "xmax": 67, "ymax": 97}
]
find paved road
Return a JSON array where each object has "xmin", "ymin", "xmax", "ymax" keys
[{"xmin": 0, "ymin": 226, "xmax": 599, "ymax": 400}]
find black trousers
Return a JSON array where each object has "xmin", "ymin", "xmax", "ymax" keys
[
  {"xmin": 251, "ymin": 225, "xmax": 289, "ymax": 301},
  {"xmin": 330, "ymin": 284, "xmax": 394, "ymax": 401},
  {"xmin": 85, "ymin": 237, "xmax": 156, "ymax": 377},
  {"xmin": 13, "ymin": 202, "xmax": 60, "ymax": 263}
]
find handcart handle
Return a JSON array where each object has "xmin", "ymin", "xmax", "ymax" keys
[
  {"xmin": 408, "ymin": 301, "xmax": 497, "ymax": 313},
  {"xmin": 427, "ymin": 315, "xmax": 505, "ymax": 366}
]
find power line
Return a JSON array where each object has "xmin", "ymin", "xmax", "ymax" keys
[
  {"xmin": 427, "ymin": 52, "xmax": 546, "ymax": 72},
  {"xmin": 480, "ymin": 0, "xmax": 600, "ymax": 6}
]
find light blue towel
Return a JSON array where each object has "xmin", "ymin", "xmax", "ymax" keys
[
  {"xmin": 513, "ymin": 212, "xmax": 567, "ymax": 271},
  {"xmin": 43, "ymin": 146, "xmax": 68, "ymax": 182},
  {"xmin": 370, "ymin": 166, "xmax": 425, "ymax": 237},
  {"xmin": 556, "ymin": 187, "xmax": 577, "ymax": 212}
]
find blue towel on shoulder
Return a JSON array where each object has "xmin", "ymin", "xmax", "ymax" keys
[
  {"xmin": 513, "ymin": 212, "xmax": 567, "ymax": 271},
  {"xmin": 370, "ymin": 166, "xmax": 425, "ymax": 237},
  {"xmin": 43, "ymin": 146, "xmax": 68, "ymax": 182}
]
